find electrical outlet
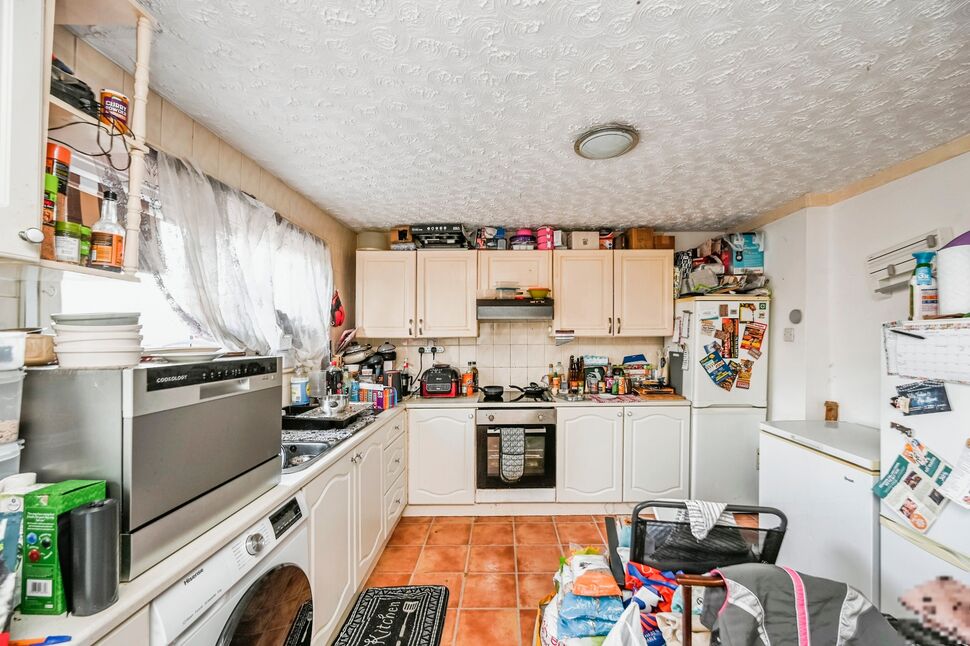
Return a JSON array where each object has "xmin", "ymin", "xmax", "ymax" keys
[{"xmin": 784, "ymin": 327, "xmax": 795, "ymax": 342}]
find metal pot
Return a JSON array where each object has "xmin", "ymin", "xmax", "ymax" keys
[{"xmin": 341, "ymin": 342, "xmax": 374, "ymax": 364}]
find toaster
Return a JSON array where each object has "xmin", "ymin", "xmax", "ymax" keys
[{"xmin": 421, "ymin": 364, "xmax": 460, "ymax": 398}]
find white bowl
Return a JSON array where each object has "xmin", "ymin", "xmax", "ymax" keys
[
  {"xmin": 54, "ymin": 330, "xmax": 142, "ymax": 343},
  {"xmin": 55, "ymin": 337, "xmax": 143, "ymax": 352},
  {"xmin": 51, "ymin": 312, "xmax": 140, "ymax": 326},
  {"xmin": 54, "ymin": 349, "xmax": 142, "ymax": 369},
  {"xmin": 53, "ymin": 323, "xmax": 142, "ymax": 334}
]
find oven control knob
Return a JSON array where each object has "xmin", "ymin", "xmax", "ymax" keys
[
  {"xmin": 537, "ymin": 414, "xmax": 544, "ymax": 421},
  {"xmin": 246, "ymin": 533, "xmax": 265, "ymax": 555},
  {"xmin": 488, "ymin": 414, "xmax": 495, "ymax": 422}
]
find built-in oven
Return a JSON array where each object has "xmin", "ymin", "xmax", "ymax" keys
[{"xmin": 476, "ymin": 408, "xmax": 555, "ymax": 490}]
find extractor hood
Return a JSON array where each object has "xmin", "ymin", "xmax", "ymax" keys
[{"xmin": 476, "ymin": 298, "xmax": 554, "ymax": 321}]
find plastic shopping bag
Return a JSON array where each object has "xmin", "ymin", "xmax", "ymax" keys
[
  {"xmin": 603, "ymin": 602, "xmax": 648, "ymax": 646},
  {"xmin": 566, "ymin": 545, "xmax": 622, "ymax": 597},
  {"xmin": 625, "ymin": 563, "xmax": 680, "ymax": 613}
]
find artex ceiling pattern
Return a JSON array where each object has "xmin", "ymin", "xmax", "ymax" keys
[{"xmin": 81, "ymin": 0, "xmax": 970, "ymax": 230}]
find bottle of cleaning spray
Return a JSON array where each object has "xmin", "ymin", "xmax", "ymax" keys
[{"xmin": 909, "ymin": 251, "xmax": 938, "ymax": 320}]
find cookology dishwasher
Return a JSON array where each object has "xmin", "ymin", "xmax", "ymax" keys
[{"xmin": 20, "ymin": 357, "xmax": 282, "ymax": 580}]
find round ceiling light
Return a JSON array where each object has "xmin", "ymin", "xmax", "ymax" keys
[{"xmin": 574, "ymin": 124, "xmax": 639, "ymax": 160}]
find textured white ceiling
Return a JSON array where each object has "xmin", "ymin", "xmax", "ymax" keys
[{"xmin": 81, "ymin": 0, "xmax": 970, "ymax": 231}]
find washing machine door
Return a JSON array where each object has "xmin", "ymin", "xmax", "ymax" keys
[{"xmin": 218, "ymin": 564, "xmax": 313, "ymax": 646}]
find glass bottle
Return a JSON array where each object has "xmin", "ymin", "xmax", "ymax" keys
[{"xmin": 90, "ymin": 190, "xmax": 125, "ymax": 271}]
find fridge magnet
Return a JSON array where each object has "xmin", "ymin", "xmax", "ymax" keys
[
  {"xmin": 719, "ymin": 360, "xmax": 742, "ymax": 391},
  {"xmin": 736, "ymin": 359, "xmax": 754, "ymax": 389},
  {"xmin": 740, "ymin": 322, "xmax": 767, "ymax": 359},
  {"xmin": 873, "ymin": 437, "xmax": 952, "ymax": 533},
  {"xmin": 739, "ymin": 302, "xmax": 756, "ymax": 323},
  {"xmin": 719, "ymin": 304, "xmax": 729, "ymax": 317},
  {"xmin": 700, "ymin": 309, "xmax": 718, "ymax": 320},
  {"xmin": 938, "ymin": 438, "xmax": 970, "ymax": 509},
  {"xmin": 699, "ymin": 349, "xmax": 733, "ymax": 387},
  {"xmin": 700, "ymin": 319, "xmax": 715, "ymax": 336},
  {"xmin": 891, "ymin": 380, "xmax": 951, "ymax": 416}
]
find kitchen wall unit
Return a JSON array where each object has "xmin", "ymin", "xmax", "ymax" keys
[
  {"xmin": 478, "ymin": 250, "xmax": 552, "ymax": 297},
  {"xmin": 556, "ymin": 406, "xmax": 624, "ymax": 502},
  {"xmin": 356, "ymin": 250, "xmax": 417, "ymax": 338},
  {"xmin": 553, "ymin": 250, "xmax": 674, "ymax": 337},
  {"xmin": 417, "ymin": 250, "xmax": 478, "ymax": 337},
  {"xmin": 356, "ymin": 250, "xmax": 477, "ymax": 338},
  {"xmin": 408, "ymin": 408, "xmax": 476, "ymax": 504},
  {"xmin": 623, "ymin": 407, "xmax": 690, "ymax": 500}
]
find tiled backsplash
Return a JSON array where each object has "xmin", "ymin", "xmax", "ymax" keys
[{"xmin": 361, "ymin": 322, "xmax": 663, "ymax": 386}]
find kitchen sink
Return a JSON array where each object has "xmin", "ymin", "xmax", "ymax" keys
[{"xmin": 280, "ymin": 441, "xmax": 338, "ymax": 473}]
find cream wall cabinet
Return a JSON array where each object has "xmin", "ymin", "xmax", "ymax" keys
[
  {"xmin": 553, "ymin": 251, "xmax": 614, "ymax": 336},
  {"xmin": 614, "ymin": 250, "xmax": 674, "ymax": 337},
  {"xmin": 417, "ymin": 250, "xmax": 478, "ymax": 337},
  {"xmin": 478, "ymin": 250, "xmax": 553, "ymax": 297},
  {"xmin": 556, "ymin": 406, "xmax": 624, "ymax": 503},
  {"xmin": 623, "ymin": 406, "xmax": 690, "ymax": 501},
  {"xmin": 356, "ymin": 250, "xmax": 417, "ymax": 338},
  {"xmin": 408, "ymin": 408, "xmax": 476, "ymax": 504}
]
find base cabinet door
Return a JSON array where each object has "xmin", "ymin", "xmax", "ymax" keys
[
  {"xmin": 307, "ymin": 456, "xmax": 356, "ymax": 645},
  {"xmin": 354, "ymin": 433, "xmax": 385, "ymax": 586},
  {"xmin": 408, "ymin": 408, "xmax": 476, "ymax": 504},
  {"xmin": 556, "ymin": 407, "xmax": 623, "ymax": 502},
  {"xmin": 623, "ymin": 407, "xmax": 690, "ymax": 501}
]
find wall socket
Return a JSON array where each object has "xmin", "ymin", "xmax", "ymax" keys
[
  {"xmin": 418, "ymin": 345, "xmax": 444, "ymax": 355},
  {"xmin": 783, "ymin": 327, "xmax": 795, "ymax": 342}
]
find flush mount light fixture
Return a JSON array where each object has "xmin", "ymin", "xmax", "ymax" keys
[{"xmin": 574, "ymin": 124, "xmax": 639, "ymax": 160}]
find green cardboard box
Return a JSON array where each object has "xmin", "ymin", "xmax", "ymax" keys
[{"xmin": 20, "ymin": 480, "xmax": 106, "ymax": 615}]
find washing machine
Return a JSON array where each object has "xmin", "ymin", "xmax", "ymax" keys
[{"xmin": 150, "ymin": 492, "xmax": 312, "ymax": 645}]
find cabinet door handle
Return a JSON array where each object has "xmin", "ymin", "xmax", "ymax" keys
[
  {"xmin": 467, "ymin": 413, "xmax": 474, "ymax": 419},
  {"xmin": 616, "ymin": 410, "xmax": 623, "ymax": 417},
  {"xmin": 608, "ymin": 317, "xmax": 613, "ymax": 334},
  {"xmin": 626, "ymin": 410, "xmax": 632, "ymax": 416},
  {"xmin": 394, "ymin": 498, "xmax": 402, "ymax": 504},
  {"xmin": 418, "ymin": 318, "xmax": 423, "ymax": 336},
  {"xmin": 19, "ymin": 228, "xmax": 44, "ymax": 244},
  {"xmin": 394, "ymin": 457, "xmax": 401, "ymax": 464},
  {"xmin": 408, "ymin": 319, "xmax": 413, "ymax": 336},
  {"xmin": 617, "ymin": 317, "xmax": 622, "ymax": 333}
]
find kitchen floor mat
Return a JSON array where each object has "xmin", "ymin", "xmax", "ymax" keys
[{"xmin": 332, "ymin": 585, "xmax": 449, "ymax": 646}]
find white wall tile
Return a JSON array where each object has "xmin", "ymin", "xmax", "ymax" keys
[
  {"xmin": 510, "ymin": 344, "xmax": 528, "ymax": 367},
  {"xmin": 510, "ymin": 367, "xmax": 528, "ymax": 385},
  {"xmin": 478, "ymin": 322, "xmax": 494, "ymax": 344},
  {"xmin": 477, "ymin": 345, "xmax": 494, "ymax": 368},
  {"xmin": 492, "ymin": 344, "xmax": 511, "ymax": 368},
  {"xmin": 492, "ymin": 367, "xmax": 511, "ymax": 386},
  {"xmin": 510, "ymin": 323, "xmax": 529, "ymax": 345},
  {"xmin": 527, "ymin": 321, "xmax": 548, "ymax": 339},
  {"xmin": 459, "ymin": 345, "xmax": 478, "ymax": 367},
  {"xmin": 527, "ymin": 344, "xmax": 546, "ymax": 367},
  {"xmin": 493, "ymin": 322, "xmax": 511, "ymax": 345}
]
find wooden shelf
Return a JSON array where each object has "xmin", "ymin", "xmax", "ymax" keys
[
  {"xmin": 54, "ymin": 0, "xmax": 154, "ymax": 27},
  {"xmin": 47, "ymin": 95, "xmax": 146, "ymax": 170},
  {"xmin": 38, "ymin": 259, "xmax": 140, "ymax": 282}
]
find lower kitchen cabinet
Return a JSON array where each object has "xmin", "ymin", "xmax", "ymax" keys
[
  {"xmin": 354, "ymin": 432, "xmax": 386, "ymax": 585},
  {"xmin": 408, "ymin": 408, "xmax": 476, "ymax": 504},
  {"xmin": 623, "ymin": 406, "xmax": 690, "ymax": 501},
  {"xmin": 556, "ymin": 407, "xmax": 624, "ymax": 503}
]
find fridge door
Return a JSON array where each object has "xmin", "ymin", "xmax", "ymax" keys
[
  {"xmin": 760, "ymin": 432, "xmax": 880, "ymax": 601},
  {"xmin": 690, "ymin": 406, "xmax": 765, "ymax": 505},
  {"xmin": 685, "ymin": 299, "xmax": 769, "ymax": 407},
  {"xmin": 880, "ymin": 516, "xmax": 970, "ymax": 621},
  {"xmin": 881, "ymin": 369, "xmax": 970, "ymax": 558}
]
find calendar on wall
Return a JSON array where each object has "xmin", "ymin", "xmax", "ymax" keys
[{"xmin": 884, "ymin": 320, "xmax": 970, "ymax": 385}]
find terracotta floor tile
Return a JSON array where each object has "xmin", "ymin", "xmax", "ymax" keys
[
  {"xmin": 364, "ymin": 572, "xmax": 411, "ymax": 588},
  {"xmin": 520, "ymin": 609, "xmax": 539, "ymax": 645},
  {"xmin": 556, "ymin": 522, "xmax": 604, "ymax": 545},
  {"xmin": 514, "ymin": 515, "xmax": 553, "ymax": 523},
  {"xmin": 427, "ymin": 523, "xmax": 472, "ymax": 545},
  {"xmin": 400, "ymin": 515, "xmax": 433, "ymax": 524},
  {"xmin": 410, "ymin": 572, "xmax": 464, "ymax": 609},
  {"xmin": 468, "ymin": 545, "xmax": 516, "ymax": 573},
  {"xmin": 415, "ymin": 546, "xmax": 469, "ymax": 573},
  {"xmin": 440, "ymin": 609, "xmax": 458, "ymax": 646},
  {"xmin": 515, "ymin": 545, "xmax": 563, "ymax": 573},
  {"xmin": 462, "ymin": 573, "xmax": 518, "ymax": 608},
  {"xmin": 432, "ymin": 516, "xmax": 475, "ymax": 524},
  {"xmin": 475, "ymin": 515, "xmax": 515, "ymax": 523},
  {"xmin": 387, "ymin": 523, "xmax": 430, "ymax": 546},
  {"xmin": 553, "ymin": 514, "xmax": 596, "ymax": 523},
  {"xmin": 455, "ymin": 609, "xmax": 520, "ymax": 645},
  {"xmin": 375, "ymin": 546, "xmax": 422, "ymax": 572},
  {"xmin": 471, "ymin": 522, "xmax": 514, "ymax": 545},
  {"xmin": 515, "ymin": 523, "xmax": 559, "ymax": 545},
  {"xmin": 518, "ymin": 573, "xmax": 556, "ymax": 609}
]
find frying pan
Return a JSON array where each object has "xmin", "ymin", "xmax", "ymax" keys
[
  {"xmin": 476, "ymin": 385, "xmax": 504, "ymax": 398},
  {"xmin": 509, "ymin": 382, "xmax": 549, "ymax": 398}
]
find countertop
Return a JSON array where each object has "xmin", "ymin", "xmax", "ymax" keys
[
  {"xmin": 760, "ymin": 419, "xmax": 880, "ymax": 471},
  {"xmin": 10, "ymin": 407, "xmax": 406, "ymax": 645},
  {"xmin": 406, "ymin": 393, "xmax": 688, "ymax": 408}
]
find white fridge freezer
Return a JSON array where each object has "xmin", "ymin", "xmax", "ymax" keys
[
  {"xmin": 759, "ymin": 420, "xmax": 881, "ymax": 602},
  {"xmin": 880, "ymin": 319, "xmax": 970, "ymax": 635},
  {"xmin": 669, "ymin": 296, "xmax": 770, "ymax": 505}
]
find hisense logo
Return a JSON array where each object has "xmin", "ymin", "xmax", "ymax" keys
[{"xmin": 183, "ymin": 568, "xmax": 203, "ymax": 585}]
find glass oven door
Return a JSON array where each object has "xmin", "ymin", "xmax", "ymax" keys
[{"xmin": 477, "ymin": 425, "xmax": 555, "ymax": 489}]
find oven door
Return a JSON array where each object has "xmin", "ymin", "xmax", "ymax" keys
[{"xmin": 476, "ymin": 421, "xmax": 555, "ymax": 489}]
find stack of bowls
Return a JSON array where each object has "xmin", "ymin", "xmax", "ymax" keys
[{"xmin": 51, "ymin": 312, "xmax": 143, "ymax": 368}]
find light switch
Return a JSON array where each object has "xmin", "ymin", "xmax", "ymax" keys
[{"xmin": 784, "ymin": 327, "xmax": 795, "ymax": 342}]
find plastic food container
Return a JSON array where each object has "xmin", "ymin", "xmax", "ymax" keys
[
  {"xmin": 0, "ymin": 369, "xmax": 25, "ymax": 444},
  {"xmin": 0, "ymin": 331, "xmax": 27, "ymax": 370},
  {"xmin": 0, "ymin": 439, "xmax": 25, "ymax": 480}
]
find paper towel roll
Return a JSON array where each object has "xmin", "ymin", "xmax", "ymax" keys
[{"xmin": 938, "ymin": 245, "xmax": 970, "ymax": 315}]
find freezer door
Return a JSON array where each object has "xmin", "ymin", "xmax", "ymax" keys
[
  {"xmin": 690, "ymin": 407, "xmax": 765, "ymax": 505},
  {"xmin": 686, "ymin": 300, "xmax": 769, "ymax": 407},
  {"xmin": 880, "ymin": 517, "xmax": 970, "ymax": 618}
]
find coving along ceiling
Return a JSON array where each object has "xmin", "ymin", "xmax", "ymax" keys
[{"xmin": 82, "ymin": 0, "xmax": 970, "ymax": 230}]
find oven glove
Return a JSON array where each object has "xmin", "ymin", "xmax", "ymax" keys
[{"xmin": 500, "ymin": 427, "xmax": 525, "ymax": 483}]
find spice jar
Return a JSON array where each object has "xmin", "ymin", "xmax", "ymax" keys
[
  {"xmin": 79, "ymin": 226, "xmax": 92, "ymax": 265},
  {"xmin": 54, "ymin": 221, "xmax": 81, "ymax": 264}
]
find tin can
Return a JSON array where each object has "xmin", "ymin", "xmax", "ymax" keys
[
  {"xmin": 461, "ymin": 371, "xmax": 474, "ymax": 397},
  {"xmin": 100, "ymin": 89, "xmax": 130, "ymax": 134}
]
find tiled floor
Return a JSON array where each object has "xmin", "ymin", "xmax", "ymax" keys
[{"xmin": 366, "ymin": 515, "xmax": 610, "ymax": 646}]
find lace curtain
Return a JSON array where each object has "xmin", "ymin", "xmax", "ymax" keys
[{"xmin": 142, "ymin": 150, "xmax": 332, "ymax": 367}]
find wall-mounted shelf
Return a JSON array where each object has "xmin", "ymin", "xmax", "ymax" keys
[
  {"xmin": 0, "ymin": 256, "xmax": 140, "ymax": 283},
  {"xmin": 47, "ymin": 95, "xmax": 146, "ymax": 170},
  {"xmin": 54, "ymin": 0, "xmax": 154, "ymax": 27}
]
